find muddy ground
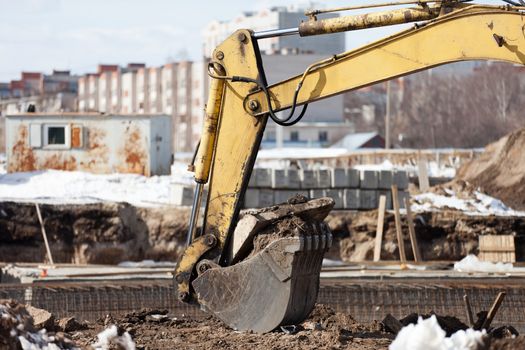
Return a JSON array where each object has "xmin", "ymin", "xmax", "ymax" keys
[
  {"xmin": 2, "ymin": 299, "xmax": 525, "ymax": 350},
  {"xmin": 1, "ymin": 200, "xmax": 524, "ymax": 264}
]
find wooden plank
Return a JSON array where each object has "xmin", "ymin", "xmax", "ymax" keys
[
  {"xmin": 35, "ymin": 203, "xmax": 54, "ymax": 265},
  {"xmin": 479, "ymin": 235, "xmax": 515, "ymax": 263},
  {"xmin": 405, "ymin": 196, "xmax": 422, "ymax": 262},
  {"xmin": 373, "ymin": 195, "xmax": 387, "ymax": 262},
  {"xmin": 391, "ymin": 185, "xmax": 406, "ymax": 264},
  {"xmin": 417, "ymin": 155, "xmax": 430, "ymax": 192},
  {"xmin": 481, "ymin": 292, "xmax": 506, "ymax": 330},
  {"xmin": 463, "ymin": 294, "xmax": 474, "ymax": 327}
]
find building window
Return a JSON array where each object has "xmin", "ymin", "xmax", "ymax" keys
[
  {"xmin": 265, "ymin": 130, "xmax": 276, "ymax": 141},
  {"xmin": 290, "ymin": 131, "xmax": 299, "ymax": 142},
  {"xmin": 319, "ymin": 131, "xmax": 328, "ymax": 142},
  {"xmin": 44, "ymin": 124, "xmax": 70, "ymax": 148},
  {"xmin": 48, "ymin": 127, "xmax": 65, "ymax": 145}
]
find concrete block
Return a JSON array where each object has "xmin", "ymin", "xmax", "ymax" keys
[
  {"xmin": 331, "ymin": 168, "xmax": 349, "ymax": 188},
  {"xmin": 275, "ymin": 190, "xmax": 309, "ymax": 204},
  {"xmin": 310, "ymin": 189, "xmax": 325, "ymax": 199},
  {"xmin": 344, "ymin": 189, "xmax": 360, "ymax": 209},
  {"xmin": 325, "ymin": 189, "xmax": 344, "ymax": 209},
  {"xmin": 360, "ymin": 190, "xmax": 378, "ymax": 209},
  {"xmin": 317, "ymin": 169, "xmax": 332, "ymax": 188},
  {"xmin": 170, "ymin": 185, "xmax": 194, "ymax": 206},
  {"xmin": 259, "ymin": 189, "xmax": 274, "ymax": 207},
  {"xmin": 287, "ymin": 169, "xmax": 301, "ymax": 189},
  {"xmin": 379, "ymin": 190, "xmax": 393, "ymax": 210},
  {"xmin": 394, "ymin": 170, "xmax": 409, "ymax": 190},
  {"xmin": 249, "ymin": 168, "xmax": 272, "ymax": 188},
  {"xmin": 301, "ymin": 169, "xmax": 318, "ymax": 189},
  {"xmin": 244, "ymin": 189, "xmax": 260, "ymax": 208},
  {"xmin": 347, "ymin": 169, "xmax": 360, "ymax": 188},
  {"xmin": 360, "ymin": 170, "xmax": 379, "ymax": 189},
  {"xmin": 379, "ymin": 170, "xmax": 393, "ymax": 190},
  {"xmin": 271, "ymin": 169, "xmax": 288, "ymax": 189}
]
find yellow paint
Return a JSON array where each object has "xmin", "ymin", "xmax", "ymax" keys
[{"xmin": 249, "ymin": 7, "xmax": 525, "ymax": 115}]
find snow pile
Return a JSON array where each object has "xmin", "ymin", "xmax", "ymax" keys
[
  {"xmin": 0, "ymin": 170, "xmax": 190, "ymax": 207},
  {"xmin": 390, "ymin": 315, "xmax": 486, "ymax": 350},
  {"xmin": 411, "ymin": 188, "xmax": 525, "ymax": 216},
  {"xmin": 91, "ymin": 325, "xmax": 135, "ymax": 350},
  {"xmin": 454, "ymin": 255, "xmax": 513, "ymax": 273}
]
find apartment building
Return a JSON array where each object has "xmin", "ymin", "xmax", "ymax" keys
[
  {"xmin": 136, "ymin": 67, "xmax": 149, "ymax": 113},
  {"xmin": 148, "ymin": 67, "xmax": 162, "ymax": 113},
  {"xmin": 1, "ymin": 70, "xmax": 78, "ymax": 115},
  {"xmin": 121, "ymin": 71, "xmax": 137, "ymax": 114},
  {"xmin": 110, "ymin": 71, "xmax": 122, "ymax": 113}
]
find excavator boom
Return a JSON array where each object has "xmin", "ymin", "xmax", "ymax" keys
[{"xmin": 175, "ymin": 1, "xmax": 525, "ymax": 332}]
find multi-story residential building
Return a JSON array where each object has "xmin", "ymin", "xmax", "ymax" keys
[
  {"xmin": 148, "ymin": 67, "xmax": 162, "ymax": 113},
  {"xmin": 121, "ymin": 71, "xmax": 137, "ymax": 114},
  {"xmin": 202, "ymin": 6, "xmax": 344, "ymax": 58},
  {"xmin": 97, "ymin": 65, "xmax": 118, "ymax": 113},
  {"xmin": 1, "ymin": 70, "xmax": 78, "ymax": 115},
  {"xmin": 136, "ymin": 67, "xmax": 149, "ymax": 113},
  {"xmin": 87, "ymin": 74, "xmax": 99, "ymax": 112},
  {"xmin": 110, "ymin": 71, "xmax": 122, "ymax": 113}
]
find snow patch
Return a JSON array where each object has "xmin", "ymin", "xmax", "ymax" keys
[
  {"xmin": 389, "ymin": 315, "xmax": 486, "ymax": 350},
  {"xmin": 92, "ymin": 325, "xmax": 135, "ymax": 350},
  {"xmin": 454, "ymin": 254, "xmax": 513, "ymax": 273},
  {"xmin": 412, "ymin": 190, "xmax": 525, "ymax": 217},
  {"xmin": 0, "ymin": 170, "xmax": 190, "ymax": 207}
]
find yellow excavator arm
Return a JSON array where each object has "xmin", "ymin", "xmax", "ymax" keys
[{"xmin": 175, "ymin": 1, "xmax": 525, "ymax": 333}]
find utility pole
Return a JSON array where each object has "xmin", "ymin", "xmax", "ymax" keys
[{"xmin": 385, "ymin": 80, "xmax": 391, "ymax": 149}]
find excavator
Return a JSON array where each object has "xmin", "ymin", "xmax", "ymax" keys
[{"xmin": 175, "ymin": 0, "xmax": 525, "ymax": 333}]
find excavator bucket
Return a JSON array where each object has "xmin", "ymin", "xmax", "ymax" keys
[{"xmin": 192, "ymin": 197, "xmax": 334, "ymax": 333}]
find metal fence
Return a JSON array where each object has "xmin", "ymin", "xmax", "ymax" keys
[{"xmin": 1, "ymin": 278, "xmax": 523, "ymax": 332}]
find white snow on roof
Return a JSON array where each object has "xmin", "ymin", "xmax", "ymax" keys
[
  {"xmin": 330, "ymin": 132, "xmax": 380, "ymax": 151},
  {"xmin": 257, "ymin": 147, "xmax": 349, "ymax": 160}
]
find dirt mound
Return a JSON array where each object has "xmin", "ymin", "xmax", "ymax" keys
[{"xmin": 457, "ymin": 128, "xmax": 525, "ymax": 210}]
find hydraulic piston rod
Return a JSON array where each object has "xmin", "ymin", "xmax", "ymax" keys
[
  {"xmin": 299, "ymin": 5, "xmax": 441, "ymax": 36},
  {"xmin": 185, "ymin": 63, "xmax": 226, "ymax": 245}
]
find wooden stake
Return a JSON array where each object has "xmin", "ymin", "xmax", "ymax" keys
[
  {"xmin": 417, "ymin": 155, "xmax": 430, "ymax": 192},
  {"xmin": 405, "ymin": 197, "xmax": 422, "ymax": 262},
  {"xmin": 463, "ymin": 294, "xmax": 474, "ymax": 327},
  {"xmin": 373, "ymin": 195, "xmax": 387, "ymax": 262},
  {"xmin": 391, "ymin": 185, "xmax": 406, "ymax": 263},
  {"xmin": 482, "ymin": 292, "xmax": 506, "ymax": 330},
  {"xmin": 35, "ymin": 203, "xmax": 54, "ymax": 265}
]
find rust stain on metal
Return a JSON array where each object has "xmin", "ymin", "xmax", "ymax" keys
[
  {"xmin": 41, "ymin": 154, "xmax": 78, "ymax": 171},
  {"xmin": 82, "ymin": 127, "xmax": 109, "ymax": 173},
  {"xmin": 9, "ymin": 125, "xmax": 36, "ymax": 172},
  {"xmin": 117, "ymin": 126, "xmax": 148, "ymax": 175},
  {"xmin": 71, "ymin": 126, "xmax": 82, "ymax": 148}
]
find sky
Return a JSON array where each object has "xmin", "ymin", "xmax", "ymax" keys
[{"xmin": 0, "ymin": 0, "xmax": 494, "ymax": 82}]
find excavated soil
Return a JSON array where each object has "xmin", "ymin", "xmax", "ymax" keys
[
  {"xmin": 2, "ymin": 199, "xmax": 524, "ymax": 264},
  {"xmin": 457, "ymin": 127, "xmax": 525, "ymax": 210},
  {"xmin": 0, "ymin": 201, "xmax": 190, "ymax": 264},
  {"xmin": 326, "ymin": 209, "xmax": 525, "ymax": 262},
  {"xmin": 250, "ymin": 216, "xmax": 310, "ymax": 256}
]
